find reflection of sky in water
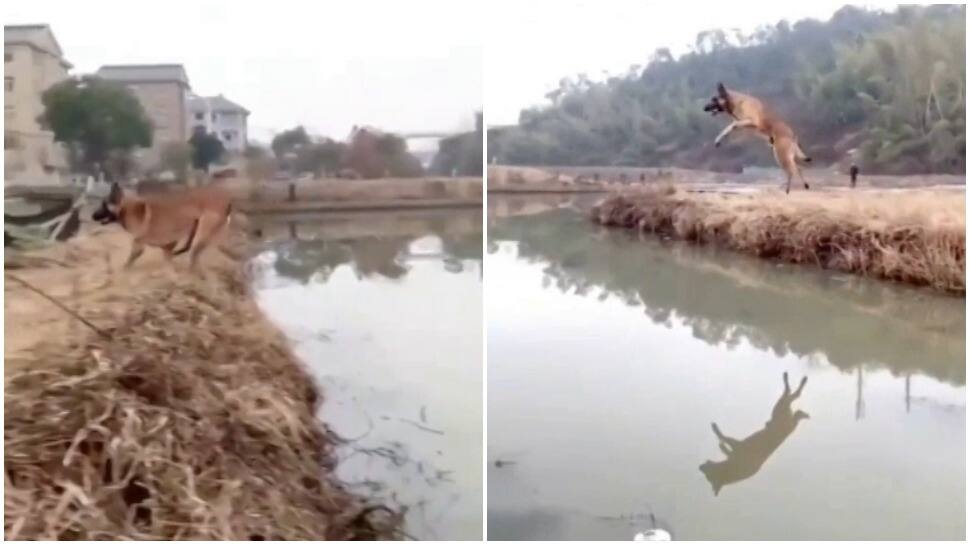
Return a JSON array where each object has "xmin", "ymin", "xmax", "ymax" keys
[
  {"xmin": 487, "ymin": 213, "xmax": 965, "ymax": 541},
  {"xmin": 253, "ymin": 232, "xmax": 482, "ymax": 540}
]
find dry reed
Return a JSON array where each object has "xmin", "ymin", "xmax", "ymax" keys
[
  {"xmin": 4, "ymin": 229, "xmax": 402, "ymax": 539},
  {"xmin": 592, "ymin": 187, "xmax": 965, "ymax": 294}
]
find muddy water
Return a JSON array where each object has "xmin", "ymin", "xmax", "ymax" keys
[
  {"xmin": 248, "ymin": 209, "xmax": 482, "ymax": 540},
  {"xmin": 487, "ymin": 201, "xmax": 965, "ymax": 541}
]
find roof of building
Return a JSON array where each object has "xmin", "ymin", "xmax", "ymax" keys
[
  {"xmin": 95, "ymin": 64, "xmax": 190, "ymax": 87},
  {"xmin": 187, "ymin": 94, "xmax": 249, "ymax": 114},
  {"xmin": 4, "ymin": 24, "xmax": 71, "ymax": 68}
]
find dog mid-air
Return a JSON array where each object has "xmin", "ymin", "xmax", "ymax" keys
[
  {"xmin": 703, "ymin": 82, "xmax": 812, "ymax": 194},
  {"xmin": 92, "ymin": 182, "xmax": 233, "ymax": 270}
]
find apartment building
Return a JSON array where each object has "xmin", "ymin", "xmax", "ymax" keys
[
  {"xmin": 4, "ymin": 24, "xmax": 72, "ymax": 183},
  {"xmin": 95, "ymin": 64, "xmax": 191, "ymax": 167}
]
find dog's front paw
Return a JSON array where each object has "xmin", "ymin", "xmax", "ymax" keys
[{"xmin": 714, "ymin": 140, "xmax": 721, "ymax": 148}]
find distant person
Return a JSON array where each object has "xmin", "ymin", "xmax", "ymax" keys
[{"xmin": 849, "ymin": 164, "xmax": 859, "ymax": 188}]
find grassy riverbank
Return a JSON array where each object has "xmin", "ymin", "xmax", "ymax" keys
[
  {"xmin": 591, "ymin": 187, "xmax": 965, "ymax": 294},
  {"xmin": 4, "ymin": 226, "xmax": 401, "ymax": 539}
]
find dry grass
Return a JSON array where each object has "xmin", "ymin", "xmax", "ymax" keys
[
  {"xmin": 4, "ymin": 227, "xmax": 402, "ymax": 539},
  {"xmin": 591, "ymin": 186, "xmax": 965, "ymax": 294}
]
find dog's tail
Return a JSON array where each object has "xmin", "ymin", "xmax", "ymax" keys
[
  {"xmin": 172, "ymin": 219, "xmax": 200, "ymax": 256},
  {"xmin": 794, "ymin": 142, "xmax": 812, "ymax": 163}
]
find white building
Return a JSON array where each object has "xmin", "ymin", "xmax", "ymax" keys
[{"xmin": 186, "ymin": 94, "xmax": 249, "ymax": 153}]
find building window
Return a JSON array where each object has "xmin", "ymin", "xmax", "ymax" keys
[
  {"xmin": 4, "ymin": 77, "xmax": 13, "ymax": 92},
  {"xmin": 211, "ymin": 112, "xmax": 218, "ymax": 122},
  {"xmin": 222, "ymin": 130, "xmax": 234, "ymax": 142},
  {"xmin": 4, "ymin": 52, "xmax": 11, "ymax": 63},
  {"xmin": 194, "ymin": 112, "xmax": 203, "ymax": 121}
]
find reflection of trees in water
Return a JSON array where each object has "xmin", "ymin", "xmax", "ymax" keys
[
  {"xmin": 272, "ymin": 239, "xmax": 353, "ymax": 283},
  {"xmin": 271, "ymin": 227, "xmax": 483, "ymax": 283},
  {"xmin": 441, "ymin": 231, "xmax": 484, "ymax": 262},
  {"xmin": 439, "ymin": 231, "xmax": 484, "ymax": 276},
  {"xmin": 491, "ymin": 209, "xmax": 966, "ymax": 386},
  {"xmin": 272, "ymin": 236, "xmax": 411, "ymax": 282},
  {"xmin": 349, "ymin": 237, "xmax": 411, "ymax": 279}
]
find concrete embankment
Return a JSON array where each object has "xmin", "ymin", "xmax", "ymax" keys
[{"xmin": 220, "ymin": 176, "xmax": 482, "ymax": 213}]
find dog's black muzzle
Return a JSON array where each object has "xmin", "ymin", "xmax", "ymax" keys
[
  {"xmin": 91, "ymin": 202, "xmax": 118, "ymax": 225},
  {"xmin": 703, "ymin": 97, "xmax": 724, "ymax": 116}
]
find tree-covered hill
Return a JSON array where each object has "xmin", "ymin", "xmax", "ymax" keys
[{"xmin": 494, "ymin": 5, "xmax": 965, "ymax": 175}]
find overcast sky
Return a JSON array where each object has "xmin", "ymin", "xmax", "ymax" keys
[
  {"xmin": 486, "ymin": 1, "xmax": 904, "ymax": 126},
  {"xmin": 7, "ymin": 0, "xmax": 483, "ymax": 147}
]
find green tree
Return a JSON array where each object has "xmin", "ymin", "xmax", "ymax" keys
[
  {"xmin": 243, "ymin": 143, "xmax": 270, "ymax": 160},
  {"xmin": 39, "ymin": 75, "xmax": 152, "ymax": 178},
  {"xmin": 189, "ymin": 126, "xmax": 225, "ymax": 172},
  {"xmin": 293, "ymin": 139, "xmax": 346, "ymax": 177},
  {"xmin": 430, "ymin": 111, "xmax": 483, "ymax": 176},
  {"xmin": 343, "ymin": 129, "xmax": 425, "ymax": 178},
  {"xmin": 241, "ymin": 143, "xmax": 276, "ymax": 180},
  {"xmin": 271, "ymin": 126, "xmax": 311, "ymax": 162}
]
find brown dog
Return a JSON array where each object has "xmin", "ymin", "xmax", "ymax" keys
[
  {"xmin": 92, "ymin": 182, "xmax": 233, "ymax": 270},
  {"xmin": 704, "ymin": 82, "xmax": 812, "ymax": 194}
]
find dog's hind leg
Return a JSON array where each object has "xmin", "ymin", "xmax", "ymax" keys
[
  {"xmin": 172, "ymin": 219, "xmax": 199, "ymax": 256},
  {"xmin": 773, "ymin": 147, "xmax": 793, "ymax": 194},
  {"xmin": 187, "ymin": 215, "xmax": 221, "ymax": 271},
  {"xmin": 160, "ymin": 242, "xmax": 176, "ymax": 261},
  {"xmin": 159, "ymin": 242, "xmax": 181, "ymax": 276},
  {"xmin": 124, "ymin": 240, "xmax": 145, "ymax": 269}
]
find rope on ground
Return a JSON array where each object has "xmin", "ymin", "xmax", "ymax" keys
[{"xmin": 5, "ymin": 272, "xmax": 112, "ymax": 340}]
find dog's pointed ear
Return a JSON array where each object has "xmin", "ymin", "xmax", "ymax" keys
[
  {"xmin": 107, "ymin": 182, "xmax": 123, "ymax": 205},
  {"xmin": 717, "ymin": 82, "xmax": 728, "ymax": 98}
]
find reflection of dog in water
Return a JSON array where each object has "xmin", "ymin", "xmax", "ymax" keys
[{"xmin": 699, "ymin": 372, "xmax": 809, "ymax": 496}]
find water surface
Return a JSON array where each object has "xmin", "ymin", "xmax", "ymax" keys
[
  {"xmin": 250, "ymin": 209, "xmax": 482, "ymax": 540},
  {"xmin": 487, "ymin": 200, "xmax": 965, "ymax": 541}
]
